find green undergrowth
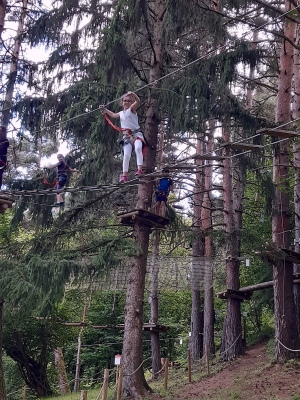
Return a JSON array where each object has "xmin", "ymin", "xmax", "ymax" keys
[
  {"xmin": 43, "ymin": 339, "xmax": 278, "ymax": 400},
  {"xmin": 43, "ymin": 387, "xmax": 115, "ymax": 400}
]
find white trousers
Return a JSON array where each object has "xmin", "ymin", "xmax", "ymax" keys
[{"xmin": 123, "ymin": 139, "xmax": 143, "ymax": 172}]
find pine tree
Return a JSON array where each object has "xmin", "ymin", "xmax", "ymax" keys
[{"xmin": 272, "ymin": 0, "xmax": 300, "ymax": 360}]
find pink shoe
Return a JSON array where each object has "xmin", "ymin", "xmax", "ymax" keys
[
  {"xmin": 135, "ymin": 170, "xmax": 142, "ymax": 176},
  {"xmin": 120, "ymin": 175, "xmax": 128, "ymax": 183}
]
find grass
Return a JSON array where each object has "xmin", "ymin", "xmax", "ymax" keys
[{"xmin": 43, "ymin": 387, "xmax": 115, "ymax": 400}]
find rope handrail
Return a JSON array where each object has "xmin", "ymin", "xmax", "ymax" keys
[
  {"xmin": 219, "ymin": 333, "xmax": 242, "ymax": 356},
  {"xmin": 123, "ymin": 356, "xmax": 152, "ymax": 376},
  {"xmin": 275, "ymin": 336, "xmax": 300, "ymax": 352},
  {"xmin": 10, "ymin": 3, "xmax": 299, "ymax": 142}
]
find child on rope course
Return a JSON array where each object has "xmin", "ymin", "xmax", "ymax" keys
[
  {"xmin": 100, "ymin": 91, "xmax": 145, "ymax": 183},
  {"xmin": 155, "ymin": 169, "xmax": 173, "ymax": 217},
  {"xmin": 47, "ymin": 154, "xmax": 80, "ymax": 206}
]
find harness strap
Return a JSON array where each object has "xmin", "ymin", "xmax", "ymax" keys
[
  {"xmin": 42, "ymin": 170, "xmax": 58, "ymax": 187},
  {"xmin": 102, "ymin": 112, "xmax": 146, "ymax": 155},
  {"xmin": 134, "ymin": 137, "xmax": 147, "ymax": 156},
  {"xmin": 103, "ymin": 113, "xmax": 131, "ymax": 136}
]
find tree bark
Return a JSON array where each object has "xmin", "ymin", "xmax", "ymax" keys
[
  {"xmin": 6, "ymin": 331, "xmax": 52, "ymax": 397},
  {"xmin": 149, "ymin": 123, "xmax": 165, "ymax": 379},
  {"xmin": 202, "ymin": 121, "xmax": 215, "ymax": 356},
  {"xmin": 0, "ymin": 0, "xmax": 6, "ymax": 40},
  {"xmin": 2, "ymin": 0, "xmax": 27, "ymax": 127},
  {"xmin": 54, "ymin": 348, "xmax": 70, "ymax": 394},
  {"xmin": 220, "ymin": 121, "xmax": 243, "ymax": 361},
  {"xmin": 0, "ymin": 300, "xmax": 7, "ymax": 400},
  {"xmin": 273, "ymin": 0, "xmax": 300, "ymax": 360},
  {"xmin": 121, "ymin": 1, "xmax": 166, "ymax": 397},
  {"xmin": 0, "ymin": 126, "xmax": 8, "ymax": 188},
  {"xmin": 190, "ymin": 135, "xmax": 204, "ymax": 362},
  {"xmin": 74, "ymin": 297, "xmax": 87, "ymax": 392},
  {"xmin": 245, "ymin": 30, "xmax": 258, "ymax": 110},
  {"xmin": 292, "ymin": 6, "xmax": 300, "ymax": 338},
  {"xmin": 150, "ymin": 230, "xmax": 161, "ymax": 379}
]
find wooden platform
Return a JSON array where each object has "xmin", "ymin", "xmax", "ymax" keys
[
  {"xmin": 165, "ymin": 164, "xmax": 197, "ymax": 170},
  {"xmin": 255, "ymin": 248, "xmax": 300, "ymax": 264},
  {"xmin": 117, "ymin": 208, "xmax": 169, "ymax": 229},
  {"xmin": 0, "ymin": 194, "xmax": 14, "ymax": 214},
  {"xmin": 216, "ymin": 288, "xmax": 252, "ymax": 301},
  {"xmin": 60, "ymin": 322, "xmax": 169, "ymax": 332},
  {"xmin": 115, "ymin": 323, "xmax": 169, "ymax": 333},
  {"xmin": 191, "ymin": 155, "xmax": 226, "ymax": 161},
  {"xmin": 257, "ymin": 128, "xmax": 300, "ymax": 138},
  {"xmin": 221, "ymin": 142, "xmax": 262, "ymax": 151}
]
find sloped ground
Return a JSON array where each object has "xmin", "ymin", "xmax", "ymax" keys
[{"xmin": 150, "ymin": 341, "xmax": 300, "ymax": 400}]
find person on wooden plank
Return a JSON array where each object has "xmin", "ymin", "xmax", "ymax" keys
[
  {"xmin": 100, "ymin": 91, "xmax": 145, "ymax": 182},
  {"xmin": 47, "ymin": 154, "xmax": 80, "ymax": 207},
  {"xmin": 155, "ymin": 169, "xmax": 173, "ymax": 217}
]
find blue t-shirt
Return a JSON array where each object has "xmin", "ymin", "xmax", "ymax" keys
[{"xmin": 158, "ymin": 178, "xmax": 173, "ymax": 194}]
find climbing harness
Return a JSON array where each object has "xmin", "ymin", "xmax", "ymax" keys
[
  {"xmin": 42, "ymin": 169, "xmax": 59, "ymax": 188},
  {"xmin": 102, "ymin": 111, "xmax": 146, "ymax": 156}
]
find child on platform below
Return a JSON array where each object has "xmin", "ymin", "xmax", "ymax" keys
[
  {"xmin": 47, "ymin": 154, "xmax": 80, "ymax": 206},
  {"xmin": 155, "ymin": 169, "xmax": 173, "ymax": 217},
  {"xmin": 100, "ymin": 91, "xmax": 145, "ymax": 182}
]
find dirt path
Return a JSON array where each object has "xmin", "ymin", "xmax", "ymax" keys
[
  {"xmin": 178, "ymin": 343, "xmax": 300, "ymax": 400},
  {"xmin": 165, "ymin": 342, "xmax": 300, "ymax": 400}
]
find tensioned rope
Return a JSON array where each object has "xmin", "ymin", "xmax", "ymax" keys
[
  {"xmin": 2, "ymin": 9, "xmax": 299, "ymax": 197},
  {"xmin": 3, "ymin": 115, "xmax": 300, "ymax": 198},
  {"xmin": 18, "ymin": 4, "xmax": 299, "ymax": 138}
]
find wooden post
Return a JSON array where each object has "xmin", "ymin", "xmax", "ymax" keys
[
  {"xmin": 164, "ymin": 357, "xmax": 169, "ymax": 389},
  {"xmin": 116, "ymin": 367, "xmax": 123, "ymax": 400},
  {"xmin": 187, "ymin": 350, "xmax": 192, "ymax": 383},
  {"xmin": 205, "ymin": 345, "xmax": 210, "ymax": 376},
  {"xmin": 74, "ymin": 296, "xmax": 88, "ymax": 392},
  {"xmin": 102, "ymin": 369, "xmax": 109, "ymax": 400},
  {"xmin": 116, "ymin": 364, "xmax": 119, "ymax": 385},
  {"xmin": 243, "ymin": 317, "xmax": 247, "ymax": 346},
  {"xmin": 23, "ymin": 386, "xmax": 26, "ymax": 400},
  {"xmin": 80, "ymin": 390, "xmax": 88, "ymax": 400}
]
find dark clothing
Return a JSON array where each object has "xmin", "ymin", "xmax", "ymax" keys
[
  {"xmin": 57, "ymin": 160, "xmax": 70, "ymax": 177},
  {"xmin": 0, "ymin": 127, "xmax": 8, "ymax": 188},
  {"xmin": 156, "ymin": 191, "xmax": 168, "ymax": 202},
  {"xmin": 56, "ymin": 160, "xmax": 71, "ymax": 189},
  {"xmin": 156, "ymin": 177, "xmax": 173, "ymax": 203}
]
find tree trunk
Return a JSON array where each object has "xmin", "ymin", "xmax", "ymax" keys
[
  {"xmin": 190, "ymin": 135, "xmax": 204, "ymax": 362},
  {"xmin": 150, "ymin": 230, "xmax": 161, "ymax": 379},
  {"xmin": 121, "ymin": 1, "xmax": 166, "ymax": 396},
  {"xmin": 6, "ymin": 333, "xmax": 52, "ymax": 397},
  {"xmin": 149, "ymin": 122, "xmax": 165, "ymax": 379},
  {"xmin": 2, "ymin": 0, "xmax": 27, "ymax": 127},
  {"xmin": 202, "ymin": 122, "xmax": 215, "ymax": 356},
  {"xmin": 245, "ymin": 30, "xmax": 258, "ymax": 110},
  {"xmin": 0, "ymin": 0, "xmax": 6, "ymax": 39},
  {"xmin": 54, "ymin": 348, "xmax": 70, "ymax": 394},
  {"xmin": 273, "ymin": 0, "xmax": 300, "ymax": 360},
  {"xmin": 0, "ymin": 126, "xmax": 8, "ymax": 188},
  {"xmin": 220, "ymin": 121, "xmax": 243, "ymax": 361},
  {"xmin": 74, "ymin": 297, "xmax": 87, "ymax": 392},
  {"xmin": 0, "ymin": 300, "xmax": 7, "ymax": 400},
  {"xmin": 292, "ymin": 10, "xmax": 300, "ymax": 338}
]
